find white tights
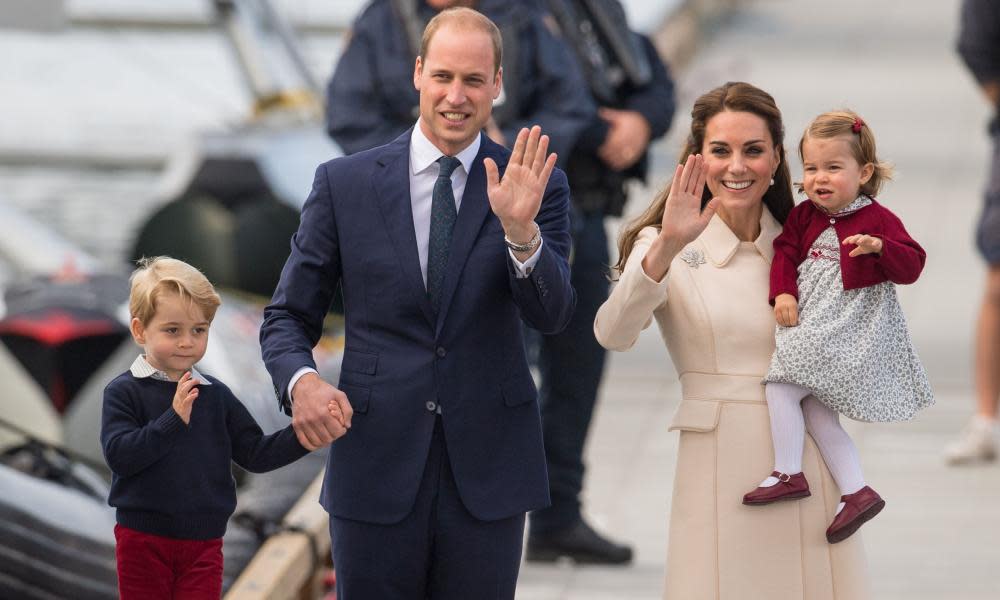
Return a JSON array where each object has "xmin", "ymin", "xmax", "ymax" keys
[{"xmin": 762, "ymin": 382, "xmax": 866, "ymax": 497}]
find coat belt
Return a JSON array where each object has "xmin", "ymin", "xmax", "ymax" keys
[{"xmin": 679, "ymin": 372, "xmax": 766, "ymax": 404}]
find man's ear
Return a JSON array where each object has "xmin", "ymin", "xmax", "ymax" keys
[
  {"xmin": 493, "ymin": 66, "xmax": 503, "ymax": 100},
  {"xmin": 130, "ymin": 317, "xmax": 145, "ymax": 345},
  {"xmin": 413, "ymin": 56, "xmax": 423, "ymax": 92}
]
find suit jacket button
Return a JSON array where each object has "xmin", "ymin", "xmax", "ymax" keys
[
  {"xmin": 425, "ymin": 401, "xmax": 438, "ymax": 412},
  {"xmin": 436, "ymin": 347, "xmax": 447, "ymax": 358}
]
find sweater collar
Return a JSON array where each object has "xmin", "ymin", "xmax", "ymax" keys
[
  {"xmin": 700, "ymin": 206, "xmax": 781, "ymax": 267},
  {"xmin": 130, "ymin": 355, "xmax": 211, "ymax": 385},
  {"xmin": 810, "ymin": 194, "xmax": 873, "ymax": 217}
]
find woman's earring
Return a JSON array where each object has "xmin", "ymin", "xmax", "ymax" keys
[{"xmin": 770, "ymin": 178, "xmax": 775, "ymax": 186}]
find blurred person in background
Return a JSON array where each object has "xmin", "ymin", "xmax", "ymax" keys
[
  {"xmin": 945, "ymin": 0, "xmax": 1000, "ymax": 465},
  {"xmin": 525, "ymin": 0, "xmax": 675, "ymax": 566},
  {"xmin": 325, "ymin": 0, "xmax": 593, "ymax": 162}
]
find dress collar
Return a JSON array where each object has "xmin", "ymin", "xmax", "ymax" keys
[
  {"xmin": 130, "ymin": 355, "xmax": 211, "ymax": 385},
  {"xmin": 409, "ymin": 119, "xmax": 480, "ymax": 176},
  {"xmin": 699, "ymin": 206, "xmax": 782, "ymax": 267}
]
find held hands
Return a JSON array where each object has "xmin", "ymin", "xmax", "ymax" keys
[
  {"xmin": 597, "ymin": 108, "xmax": 651, "ymax": 171},
  {"xmin": 642, "ymin": 154, "xmax": 720, "ymax": 281},
  {"xmin": 842, "ymin": 234, "xmax": 883, "ymax": 257},
  {"xmin": 290, "ymin": 372, "xmax": 353, "ymax": 451},
  {"xmin": 774, "ymin": 293, "xmax": 799, "ymax": 327},
  {"xmin": 173, "ymin": 371, "xmax": 199, "ymax": 425},
  {"xmin": 484, "ymin": 126, "xmax": 557, "ymax": 248}
]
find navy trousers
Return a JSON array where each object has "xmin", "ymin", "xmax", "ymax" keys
[
  {"xmin": 530, "ymin": 210, "xmax": 610, "ymax": 534},
  {"xmin": 330, "ymin": 418, "xmax": 526, "ymax": 599}
]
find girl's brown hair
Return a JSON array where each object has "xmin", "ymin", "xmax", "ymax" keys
[
  {"xmin": 613, "ymin": 82, "xmax": 794, "ymax": 274},
  {"xmin": 798, "ymin": 110, "xmax": 892, "ymax": 197}
]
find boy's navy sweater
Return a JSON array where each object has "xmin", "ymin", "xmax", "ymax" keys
[{"xmin": 101, "ymin": 372, "xmax": 309, "ymax": 540}]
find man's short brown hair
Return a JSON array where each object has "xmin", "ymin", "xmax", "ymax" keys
[{"xmin": 420, "ymin": 7, "xmax": 503, "ymax": 75}]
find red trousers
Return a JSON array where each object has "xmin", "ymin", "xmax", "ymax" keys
[{"xmin": 114, "ymin": 524, "xmax": 224, "ymax": 599}]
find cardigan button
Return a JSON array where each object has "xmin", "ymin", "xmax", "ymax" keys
[{"xmin": 829, "ymin": 218, "xmax": 836, "ymax": 224}]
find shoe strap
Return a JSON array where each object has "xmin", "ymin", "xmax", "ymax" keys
[{"xmin": 770, "ymin": 471, "xmax": 792, "ymax": 483}]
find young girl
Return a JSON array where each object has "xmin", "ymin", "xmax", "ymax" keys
[{"xmin": 741, "ymin": 110, "xmax": 934, "ymax": 543}]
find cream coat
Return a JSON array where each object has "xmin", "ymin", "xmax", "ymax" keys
[{"xmin": 595, "ymin": 210, "xmax": 870, "ymax": 600}]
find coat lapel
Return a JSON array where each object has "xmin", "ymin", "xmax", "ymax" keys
[
  {"xmin": 435, "ymin": 135, "xmax": 495, "ymax": 334},
  {"xmin": 373, "ymin": 132, "xmax": 436, "ymax": 328}
]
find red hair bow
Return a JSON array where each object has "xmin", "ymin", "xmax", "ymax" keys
[{"xmin": 852, "ymin": 117, "xmax": 865, "ymax": 134}]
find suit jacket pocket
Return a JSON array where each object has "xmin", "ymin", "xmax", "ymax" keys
[
  {"xmin": 501, "ymin": 375, "xmax": 538, "ymax": 407},
  {"xmin": 338, "ymin": 382, "xmax": 371, "ymax": 415},
  {"xmin": 667, "ymin": 400, "xmax": 721, "ymax": 432},
  {"xmin": 341, "ymin": 349, "xmax": 378, "ymax": 375}
]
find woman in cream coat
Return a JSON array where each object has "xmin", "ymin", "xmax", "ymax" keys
[{"xmin": 595, "ymin": 82, "xmax": 870, "ymax": 599}]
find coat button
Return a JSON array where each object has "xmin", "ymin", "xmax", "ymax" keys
[
  {"xmin": 425, "ymin": 400, "xmax": 437, "ymax": 412},
  {"xmin": 436, "ymin": 347, "xmax": 446, "ymax": 358}
]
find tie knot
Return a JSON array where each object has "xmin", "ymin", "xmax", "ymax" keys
[{"xmin": 437, "ymin": 156, "xmax": 461, "ymax": 179}]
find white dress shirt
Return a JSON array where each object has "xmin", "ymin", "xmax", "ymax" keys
[
  {"xmin": 289, "ymin": 120, "xmax": 544, "ymax": 401},
  {"xmin": 408, "ymin": 122, "xmax": 542, "ymax": 284}
]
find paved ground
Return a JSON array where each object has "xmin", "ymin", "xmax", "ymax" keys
[{"xmin": 517, "ymin": 1, "xmax": 1000, "ymax": 599}]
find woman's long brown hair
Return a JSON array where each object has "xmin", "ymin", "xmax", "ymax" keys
[{"xmin": 613, "ymin": 82, "xmax": 795, "ymax": 274}]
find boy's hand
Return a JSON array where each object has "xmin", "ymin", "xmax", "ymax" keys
[
  {"xmin": 843, "ymin": 234, "xmax": 883, "ymax": 257},
  {"xmin": 327, "ymin": 400, "xmax": 346, "ymax": 427},
  {"xmin": 173, "ymin": 371, "xmax": 199, "ymax": 424},
  {"xmin": 290, "ymin": 373, "xmax": 352, "ymax": 449},
  {"xmin": 774, "ymin": 293, "xmax": 799, "ymax": 327}
]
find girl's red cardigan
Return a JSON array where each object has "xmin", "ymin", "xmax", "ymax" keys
[{"xmin": 769, "ymin": 198, "xmax": 926, "ymax": 305}]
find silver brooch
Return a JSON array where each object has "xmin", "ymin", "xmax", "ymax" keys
[{"xmin": 679, "ymin": 248, "xmax": 705, "ymax": 268}]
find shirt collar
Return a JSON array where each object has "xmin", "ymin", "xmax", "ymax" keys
[
  {"xmin": 700, "ymin": 206, "xmax": 782, "ymax": 267},
  {"xmin": 130, "ymin": 355, "xmax": 211, "ymax": 385},
  {"xmin": 410, "ymin": 119, "xmax": 480, "ymax": 176}
]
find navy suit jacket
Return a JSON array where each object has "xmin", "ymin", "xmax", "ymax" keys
[{"xmin": 260, "ymin": 130, "xmax": 575, "ymax": 524}]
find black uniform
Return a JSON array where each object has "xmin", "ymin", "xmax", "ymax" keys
[{"xmin": 527, "ymin": 0, "xmax": 675, "ymax": 563}]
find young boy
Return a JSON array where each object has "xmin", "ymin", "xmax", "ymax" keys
[{"xmin": 101, "ymin": 257, "xmax": 314, "ymax": 599}]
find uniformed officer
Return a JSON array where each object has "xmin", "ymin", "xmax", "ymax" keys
[
  {"xmin": 525, "ymin": 0, "xmax": 676, "ymax": 565},
  {"xmin": 326, "ymin": 0, "xmax": 594, "ymax": 163}
]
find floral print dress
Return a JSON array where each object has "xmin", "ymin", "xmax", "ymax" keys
[{"xmin": 764, "ymin": 196, "xmax": 934, "ymax": 422}]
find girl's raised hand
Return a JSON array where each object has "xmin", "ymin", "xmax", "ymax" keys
[
  {"xmin": 172, "ymin": 371, "xmax": 199, "ymax": 424},
  {"xmin": 843, "ymin": 234, "xmax": 883, "ymax": 257},
  {"xmin": 659, "ymin": 154, "xmax": 719, "ymax": 245}
]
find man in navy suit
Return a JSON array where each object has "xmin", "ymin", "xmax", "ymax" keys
[{"xmin": 259, "ymin": 7, "xmax": 575, "ymax": 598}]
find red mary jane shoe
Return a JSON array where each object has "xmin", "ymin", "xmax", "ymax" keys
[
  {"xmin": 742, "ymin": 471, "xmax": 811, "ymax": 506},
  {"xmin": 826, "ymin": 485, "xmax": 884, "ymax": 544}
]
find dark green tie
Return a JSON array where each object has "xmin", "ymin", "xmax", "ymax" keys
[{"xmin": 427, "ymin": 156, "xmax": 461, "ymax": 312}]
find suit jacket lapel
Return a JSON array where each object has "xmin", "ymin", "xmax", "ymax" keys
[
  {"xmin": 436, "ymin": 135, "xmax": 495, "ymax": 334},
  {"xmin": 374, "ymin": 131, "xmax": 436, "ymax": 328}
]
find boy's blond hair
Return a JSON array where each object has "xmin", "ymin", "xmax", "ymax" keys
[
  {"xmin": 799, "ymin": 109, "xmax": 893, "ymax": 197},
  {"xmin": 129, "ymin": 257, "xmax": 221, "ymax": 325}
]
